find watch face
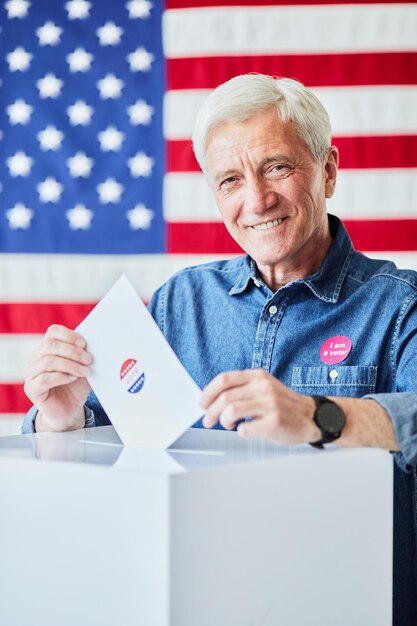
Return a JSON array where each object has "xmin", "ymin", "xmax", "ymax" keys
[{"xmin": 317, "ymin": 402, "xmax": 346, "ymax": 434}]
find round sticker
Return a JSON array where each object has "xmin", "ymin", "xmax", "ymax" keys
[
  {"xmin": 120, "ymin": 358, "xmax": 145, "ymax": 394},
  {"xmin": 320, "ymin": 336, "xmax": 352, "ymax": 365}
]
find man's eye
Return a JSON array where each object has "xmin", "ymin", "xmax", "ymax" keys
[{"xmin": 220, "ymin": 176, "xmax": 237, "ymax": 187}]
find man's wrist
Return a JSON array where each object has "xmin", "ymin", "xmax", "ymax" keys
[{"xmin": 35, "ymin": 408, "xmax": 86, "ymax": 433}]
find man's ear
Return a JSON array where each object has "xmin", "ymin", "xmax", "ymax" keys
[{"xmin": 324, "ymin": 146, "xmax": 339, "ymax": 199}]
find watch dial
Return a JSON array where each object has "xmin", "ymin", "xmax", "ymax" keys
[{"xmin": 319, "ymin": 403, "xmax": 346, "ymax": 434}]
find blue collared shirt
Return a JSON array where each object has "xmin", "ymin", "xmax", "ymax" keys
[{"xmin": 23, "ymin": 215, "xmax": 417, "ymax": 464}]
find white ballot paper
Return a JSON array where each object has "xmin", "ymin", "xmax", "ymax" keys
[{"xmin": 76, "ymin": 275, "xmax": 204, "ymax": 449}]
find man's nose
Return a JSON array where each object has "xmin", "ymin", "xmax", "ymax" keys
[{"xmin": 243, "ymin": 177, "xmax": 274, "ymax": 214}]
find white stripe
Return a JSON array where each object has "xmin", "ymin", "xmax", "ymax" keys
[
  {"xmin": 163, "ymin": 5, "xmax": 417, "ymax": 56},
  {"xmin": 0, "ymin": 254, "xmax": 235, "ymax": 302},
  {"xmin": 0, "ymin": 417, "xmax": 24, "ymax": 437},
  {"xmin": 0, "ymin": 335, "xmax": 40, "ymax": 382},
  {"xmin": 164, "ymin": 86, "xmax": 417, "ymax": 139},
  {"xmin": 164, "ymin": 170, "xmax": 417, "ymax": 221},
  {"xmin": 367, "ymin": 252, "xmax": 417, "ymax": 272}
]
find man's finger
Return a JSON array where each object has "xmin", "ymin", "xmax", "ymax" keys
[
  {"xmin": 200, "ymin": 369, "xmax": 255, "ymax": 409},
  {"xmin": 45, "ymin": 324, "xmax": 87, "ymax": 349}
]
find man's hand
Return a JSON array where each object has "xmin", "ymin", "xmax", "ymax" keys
[
  {"xmin": 24, "ymin": 324, "xmax": 92, "ymax": 432},
  {"xmin": 200, "ymin": 369, "xmax": 320, "ymax": 445}
]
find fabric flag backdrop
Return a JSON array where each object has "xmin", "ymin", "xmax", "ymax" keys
[{"xmin": 0, "ymin": 0, "xmax": 416, "ymax": 434}]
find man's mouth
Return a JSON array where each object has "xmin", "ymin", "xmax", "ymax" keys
[{"xmin": 252, "ymin": 217, "xmax": 285, "ymax": 231}]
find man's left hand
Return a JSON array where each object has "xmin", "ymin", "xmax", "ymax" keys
[{"xmin": 200, "ymin": 369, "xmax": 320, "ymax": 445}]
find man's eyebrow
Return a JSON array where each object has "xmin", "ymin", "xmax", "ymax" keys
[
  {"xmin": 213, "ymin": 155, "xmax": 290, "ymax": 181},
  {"xmin": 261, "ymin": 154, "xmax": 290, "ymax": 166},
  {"xmin": 212, "ymin": 169, "xmax": 238, "ymax": 185}
]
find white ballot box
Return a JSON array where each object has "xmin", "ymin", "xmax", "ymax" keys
[{"xmin": 0, "ymin": 426, "xmax": 392, "ymax": 626}]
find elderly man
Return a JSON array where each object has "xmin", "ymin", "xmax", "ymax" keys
[{"xmin": 23, "ymin": 75, "xmax": 416, "ymax": 624}]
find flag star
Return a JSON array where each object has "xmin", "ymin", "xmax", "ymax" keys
[
  {"xmin": 36, "ymin": 21, "xmax": 63, "ymax": 45},
  {"xmin": 65, "ymin": 0, "xmax": 91, "ymax": 19},
  {"xmin": 66, "ymin": 48, "xmax": 94, "ymax": 72},
  {"xmin": 66, "ymin": 204, "xmax": 93, "ymax": 230},
  {"xmin": 127, "ymin": 152, "xmax": 154, "ymax": 177},
  {"xmin": 67, "ymin": 100, "xmax": 94, "ymax": 126},
  {"xmin": 6, "ymin": 151, "xmax": 33, "ymax": 177},
  {"xmin": 37, "ymin": 74, "xmax": 63, "ymax": 99},
  {"xmin": 38, "ymin": 126, "xmax": 64, "ymax": 151},
  {"xmin": 126, "ymin": 0, "xmax": 153, "ymax": 19},
  {"xmin": 97, "ymin": 178, "xmax": 123, "ymax": 204},
  {"xmin": 97, "ymin": 74, "xmax": 124, "ymax": 99},
  {"xmin": 127, "ymin": 204, "xmax": 154, "ymax": 230},
  {"xmin": 67, "ymin": 152, "xmax": 94, "ymax": 177},
  {"xmin": 6, "ymin": 47, "xmax": 32, "ymax": 72},
  {"xmin": 97, "ymin": 21, "xmax": 123, "ymax": 45},
  {"xmin": 6, "ymin": 99, "xmax": 33, "ymax": 125},
  {"xmin": 127, "ymin": 100, "xmax": 154, "ymax": 125},
  {"xmin": 37, "ymin": 177, "xmax": 63, "ymax": 203},
  {"xmin": 6, "ymin": 203, "xmax": 33, "ymax": 229},
  {"xmin": 97, "ymin": 126, "xmax": 125, "ymax": 152},
  {"xmin": 127, "ymin": 47, "xmax": 154, "ymax": 72},
  {"xmin": 5, "ymin": 0, "xmax": 30, "ymax": 18}
]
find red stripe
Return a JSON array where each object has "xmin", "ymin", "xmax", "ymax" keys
[
  {"xmin": 0, "ymin": 384, "xmax": 31, "ymax": 414},
  {"xmin": 0, "ymin": 303, "xmax": 96, "ymax": 334},
  {"xmin": 167, "ymin": 53, "xmax": 417, "ymax": 90},
  {"xmin": 167, "ymin": 220, "xmax": 417, "ymax": 254},
  {"xmin": 167, "ymin": 136, "xmax": 417, "ymax": 172},
  {"xmin": 166, "ymin": 0, "xmax": 416, "ymax": 7}
]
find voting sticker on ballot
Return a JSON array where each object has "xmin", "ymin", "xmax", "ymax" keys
[{"xmin": 76, "ymin": 275, "xmax": 203, "ymax": 449}]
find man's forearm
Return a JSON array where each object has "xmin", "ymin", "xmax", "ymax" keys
[{"xmin": 331, "ymin": 397, "xmax": 400, "ymax": 451}]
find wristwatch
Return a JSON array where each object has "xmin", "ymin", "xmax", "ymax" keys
[{"xmin": 309, "ymin": 396, "xmax": 346, "ymax": 449}]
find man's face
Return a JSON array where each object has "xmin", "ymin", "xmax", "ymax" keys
[{"xmin": 205, "ymin": 108, "xmax": 338, "ymax": 281}]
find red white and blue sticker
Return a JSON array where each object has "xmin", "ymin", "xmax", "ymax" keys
[
  {"xmin": 120, "ymin": 358, "xmax": 145, "ymax": 394},
  {"xmin": 320, "ymin": 336, "xmax": 352, "ymax": 365}
]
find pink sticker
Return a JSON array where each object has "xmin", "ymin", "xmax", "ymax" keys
[{"xmin": 320, "ymin": 335, "xmax": 352, "ymax": 365}]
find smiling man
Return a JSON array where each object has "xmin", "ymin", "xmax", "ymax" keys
[{"xmin": 23, "ymin": 74, "xmax": 417, "ymax": 624}]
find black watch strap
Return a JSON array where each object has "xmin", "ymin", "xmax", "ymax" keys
[{"xmin": 309, "ymin": 395, "xmax": 346, "ymax": 449}]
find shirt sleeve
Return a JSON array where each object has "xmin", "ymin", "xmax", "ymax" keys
[
  {"xmin": 364, "ymin": 392, "xmax": 417, "ymax": 467},
  {"xmin": 366, "ymin": 290, "xmax": 417, "ymax": 466},
  {"xmin": 21, "ymin": 405, "xmax": 96, "ymax": 434}
]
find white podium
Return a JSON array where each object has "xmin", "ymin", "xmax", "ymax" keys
[{"xmin": 0, "ymin": 426, "xmax": 392, "ymax": 626}]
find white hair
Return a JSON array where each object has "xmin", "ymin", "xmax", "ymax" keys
[{"xmin": 192, "ymin": 74, "xmax": 332, "ymax": 172}]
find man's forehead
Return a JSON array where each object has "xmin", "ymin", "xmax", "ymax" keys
[{"xmin": 205, "ymin": 118, "xmax": 302, "ymax": 168}]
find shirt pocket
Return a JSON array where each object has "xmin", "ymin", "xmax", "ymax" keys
[{"xmin": 291, "ymin": 365, "xmax": 377, "ymax": 397}]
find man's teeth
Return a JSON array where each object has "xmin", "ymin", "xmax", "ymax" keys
[{"xmin": 253, "ymin": 218, "xmax": 283, "ymax": 230}]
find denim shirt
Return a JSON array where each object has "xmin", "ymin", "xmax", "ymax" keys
[{"xmin": 23, "ymin": 214, "xmax": 417, "ymax": 463}]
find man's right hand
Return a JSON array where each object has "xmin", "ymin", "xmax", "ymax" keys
[{"xmin": 24, "ymin": 324, "xmax": 92, "ymax": 432}]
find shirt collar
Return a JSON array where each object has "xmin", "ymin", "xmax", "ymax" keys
[{"xmin": 229, "ymin": 214, "xmax": 354, "ymax": 302}]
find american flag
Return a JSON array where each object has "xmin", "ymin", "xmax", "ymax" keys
[{"xmin": 0, "ymin": 0, "xmax": 416, "ymax": 434}]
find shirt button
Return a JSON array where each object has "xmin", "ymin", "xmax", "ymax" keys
[
  {"xmin": 269, "ymin": 305, "xmax": 278, "ymax": 316},
  {"xmin": 329, "ymin": 369, "xmax": 338, "ymax": 380}
]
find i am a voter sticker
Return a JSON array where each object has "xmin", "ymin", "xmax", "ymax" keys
[
  {"xmin": 320, "ymin": 336, "xmax": 352, "ymax": 365},
  {"xmin": 120, "ymin": 358, "xmax": 145, "ymax": 394}
]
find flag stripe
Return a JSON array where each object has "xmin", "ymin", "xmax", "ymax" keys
[
  {"xmin": 167, "ymin": 220, "xmax": 417, "ymax": 254},
  {"xmin": 164, "ymin": 170, "xmax": 417, "ymax": 221},
  {"xmin": 167, "ymin": 52, "xmax": 417, "ymax": 90},
  {"xmin": 163, "ymin": 5, "xmax": 417, "ymax": 57},
  {"xmin": 164, "ymin": 87, "xmax": 417, "ymax": 139},
  {"xmin": 0, "ymin": 304, "xmax": 96, "ymax": 334},
  {"xmin": 167, "ymin": 136, "xmax": 417, "ymax": 172},
  {"xmin": 167, "ymin": 0, "xmax": 417, "ymax": 7},
  {"xmin": 0, "ymin": 385, "xmax": 31, "ymax": 414},
  {"xmin": 0, "ymin": 254, "xmax": 232, "ymax": 302}
]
